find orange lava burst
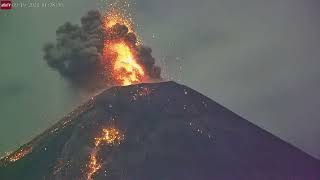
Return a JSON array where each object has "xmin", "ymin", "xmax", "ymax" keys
[
  {"xmin": 86, "ymin": 127, "xmax": 124, "ymax": 180},
  {"xmin": 106, "ymin": 41, "xmax": 145, "ymax": 86},
  {"xmin": 103, "ymin": 10, "xmax": 146, "ymax": 86}
]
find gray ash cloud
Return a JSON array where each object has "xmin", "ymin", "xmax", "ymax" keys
[{"xmin": 43, "ymin": 10, "xmax": 161, "ymax": 91}]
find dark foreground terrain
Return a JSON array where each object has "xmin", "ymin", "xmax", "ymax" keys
[{"xmin": 1, "ymin": 81, "xmax": 319, "ymax": 180}]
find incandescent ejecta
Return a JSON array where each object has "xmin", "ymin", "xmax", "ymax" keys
[{"xmin": 43, "ymin": 10, "xmax": 161, "ymax": 91}]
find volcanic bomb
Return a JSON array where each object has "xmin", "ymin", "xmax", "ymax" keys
[{"xmin": 1, "ymin": 81, "xmax": 319, "ymax": 180}]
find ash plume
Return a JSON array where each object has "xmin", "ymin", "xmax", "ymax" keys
[{"xmin": 43, "ymin": 10, "xmax": 161, "ymax": 91}]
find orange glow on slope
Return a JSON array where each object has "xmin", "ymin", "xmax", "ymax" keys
[
  {"xmin": 5, "ymin": 146, "xmax": 32, "ymax": 162},
  {"xmin": 105, "ymin": 41, "xmax": 145, "ymax": 86},
  {"xmin": 95, "ymin": 127, "xmax": 125, "ymax": 146},
  {"xmin": 86, "ymin": 127, "xmax": 124, "ymax": 180},
  {"xmin": 132, "ymin": 87, "xmax": 153, "ymax": 101}
]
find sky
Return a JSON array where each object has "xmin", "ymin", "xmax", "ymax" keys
[{"xmin": 0, "ymin": 0, "xmax": 319, "ymax": 159}]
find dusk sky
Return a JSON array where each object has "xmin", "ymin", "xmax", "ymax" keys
[{"xmin": 0, "ymin": 0, "xmax": 319, "ymax": 159}]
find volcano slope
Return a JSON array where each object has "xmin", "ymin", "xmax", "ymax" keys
[{"xmin": 0, "ymin": 81, "xmax": 319, "ymax": 180}]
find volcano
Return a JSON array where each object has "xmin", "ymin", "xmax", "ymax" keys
[{"xmin": 1, "ymin": 81, "xmax": 319, "ymax": 180}]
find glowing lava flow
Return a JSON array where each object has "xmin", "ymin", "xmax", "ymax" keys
[
  {"xmin": 86, "ymin": 127, "xmax": 124, "ymax": 180},
  {"xmin": 87, "ymin": 150, "xmax": 101, "ymax": 180}
]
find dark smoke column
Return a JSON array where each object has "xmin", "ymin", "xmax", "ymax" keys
[{"xmin": 43, "ymin": 10, "xmax": 161, "ymax": 91}]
